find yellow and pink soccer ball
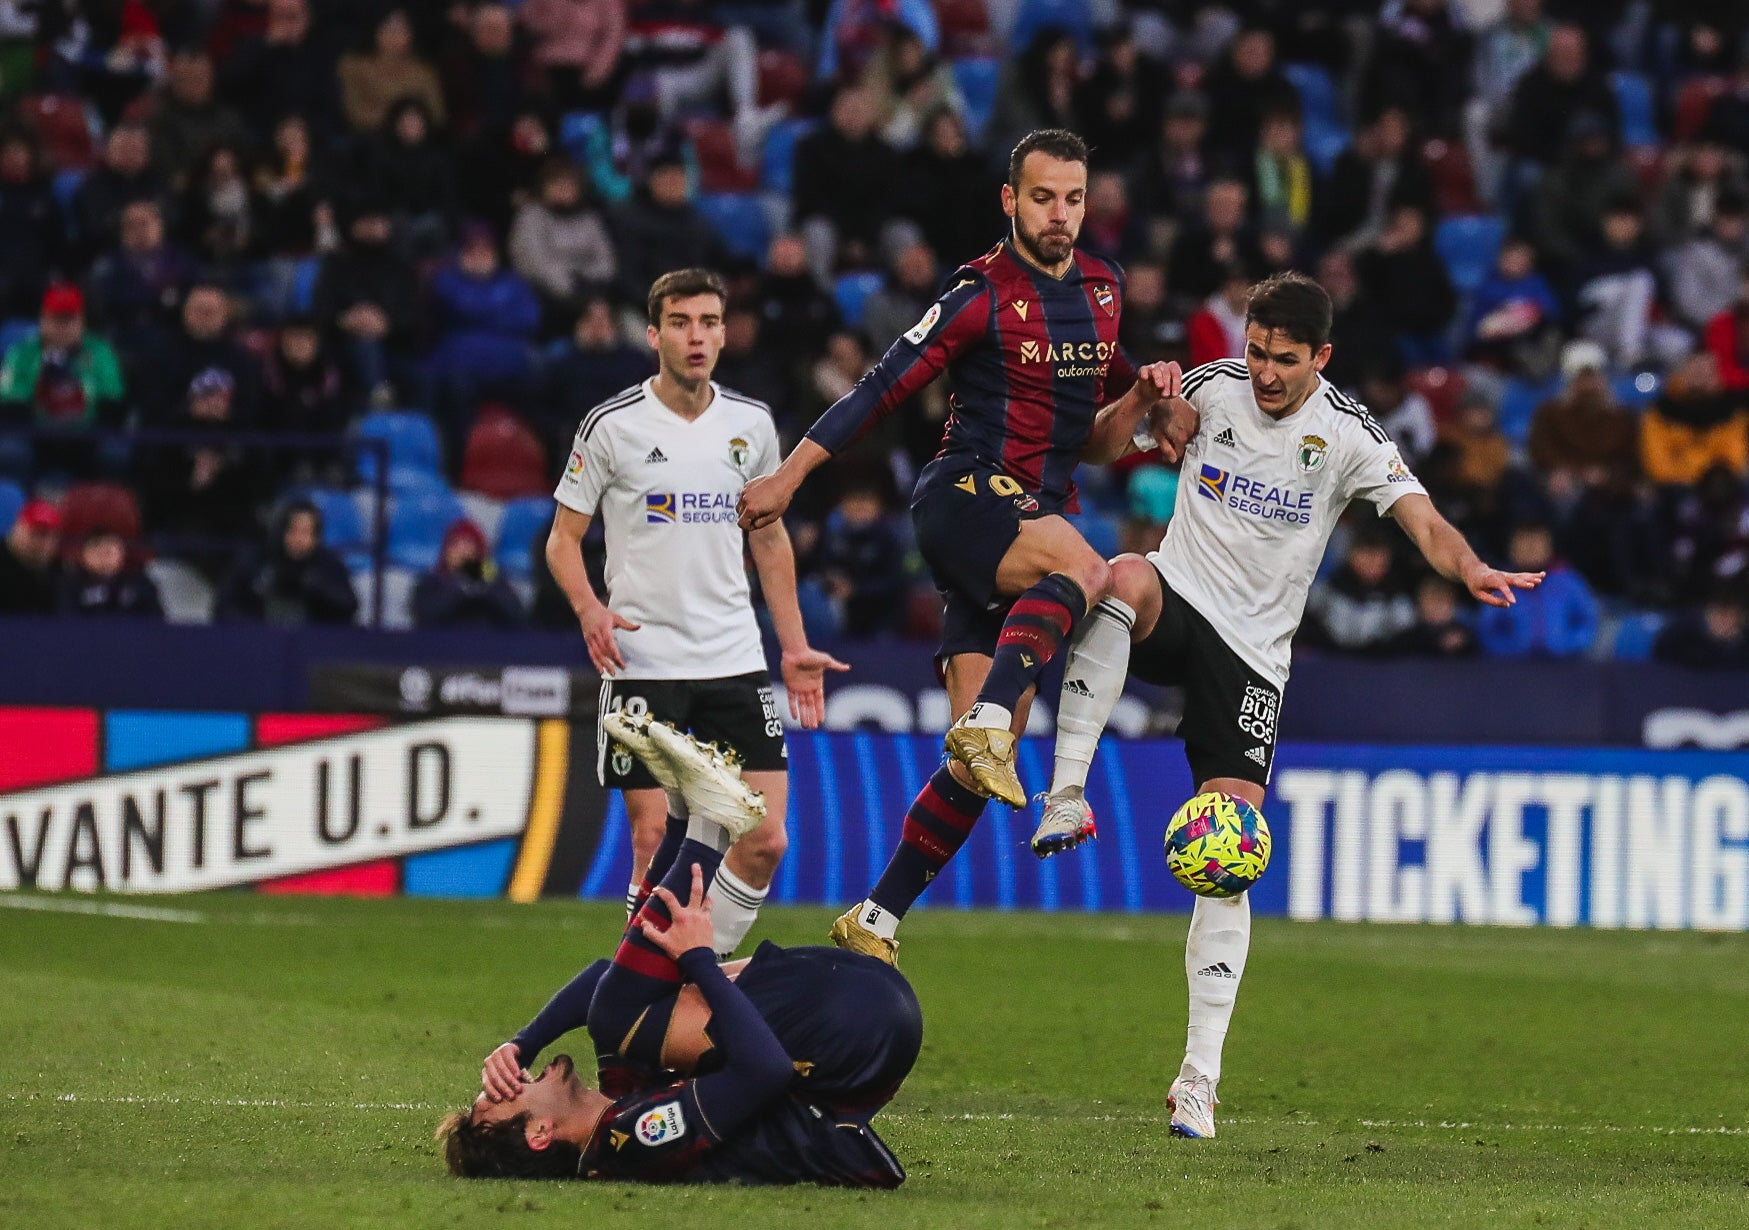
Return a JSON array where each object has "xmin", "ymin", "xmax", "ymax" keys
[{"xmin": 1163, "ymin": 792, "xmax": 1272, "ymax": 897}]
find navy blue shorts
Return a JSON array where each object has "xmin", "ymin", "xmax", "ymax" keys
[
  {"xmin": 911, "ymin": 457, "xmax": 1054, "ymax": 663},
  {"xmin": 723, "ymin": 943, "xmax": 923, "ymax": 1112}
]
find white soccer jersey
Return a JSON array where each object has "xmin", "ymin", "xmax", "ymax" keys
[
  {"xmin": 554, "ymin": 379, "xmax": 780, "ymax": 680},
  {"xmin": 1149, "ymin": 360, "xmax": 1428, "ymax": 688}
]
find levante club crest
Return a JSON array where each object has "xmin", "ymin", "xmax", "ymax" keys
[{"xmin": 1093, "ymin": 284, "xmax": 1116, "ymax": 315}]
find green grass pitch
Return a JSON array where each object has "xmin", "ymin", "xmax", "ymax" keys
[{"xmin": 2, "ymin": 893, "xmax": 1746, "ymax": 1229}]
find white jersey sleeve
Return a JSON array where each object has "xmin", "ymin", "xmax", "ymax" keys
[
  {"xmin": 1337, "ymin": 416, "xmax": 1428, "ymax": 516},
  {"xmin": 554, "ymin": 396, "xmax": 627, "ymax": 514}
]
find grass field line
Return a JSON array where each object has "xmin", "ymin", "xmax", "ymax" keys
[
  {"xmin": 0, "ymin": 896, "xmax": 206, "ymax": 923},
  {"xmin": 13, "ymin": 1095, "xmax": 1746, "ymax": 1137}
]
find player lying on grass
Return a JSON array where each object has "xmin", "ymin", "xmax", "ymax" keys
[
  {"xmin": 1037, "ymin": 272, "xmax": 1545, "ymax": 1139},
  {"xmin": 437, "ymin": 716, "xmax": 922, "ymax": 1186}
]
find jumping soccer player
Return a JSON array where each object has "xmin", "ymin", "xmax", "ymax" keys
[
  {"xmin": 736, "ymin": 128, "xmax": 1195, "ymax": 962},
  {"xmin": 1039, "ymin": 272, "xmax": 1545, "ymax": 1138},
  {"xmin": 438, "ymin": 718, "xmax": 921, "ymax": 1187},
  {"xmin": 547, "ymin": 268, "xmax": 847, "ymax": 958}
]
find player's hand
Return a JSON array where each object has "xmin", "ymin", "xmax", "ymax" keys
[
  {"xmin": 736, "ymin": 474, "xmax": 796, "ymax": 531},
  {"xmin": 1463, "ymin": 562, "xmax": 1545, "ymax": 609},
  {"xmin": 639, "ymin": 863, "xmax": 715, "ymax": 959},
  {"xmin": 1133, "ymin": 360, "xmax": 1182, "ymax": 403},
  {"xmin": 781, "ymin": 646, "xmax": 850, "ymax": 729},
  {"xmin": 1148, "ymin": 397, "xmax": 1200, "ymax": 464},
  {"xmin": 579, "ymin": 604, "xmax": 640, "ymax": 676},
  {"xmin": 481, "ymin": 1042, "xmax": 529, "ymax": 1103}
]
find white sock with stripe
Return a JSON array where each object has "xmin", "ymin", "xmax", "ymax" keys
[
  {"xmin": 1050, "ymin": 597, "xmax": 1136, "ymax": 794},
  {"xmin": 710, "ymin": 864, "xmax": 768, "ymax": 958},
  {"xmin": 1181, "ymin": 892, "xmax": 1251, "ymax": 1083}
]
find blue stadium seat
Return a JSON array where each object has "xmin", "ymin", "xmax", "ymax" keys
[
  {"xmin": 760, "ymin": 119, "xmax": 815, "ymax": 195},
  {"xmin": 1068, "ymin": 511, "xmax": 1121, "ymax": 559},
  {"xmin": 1498, "ymin": 375, "xmax": 1560, "ymax": 444},
  {"xmin": 1611, "ymin": 370, "xmax": 1662, "ymax": 408},
  {"xmin": 0, "ymin": 318, "xmax": 37, "ymax": 356},
  {"xmin": 1612, "ymin": 612, "xmax": 1665, "ymax": 661},
  {"xmin": 558, "ymin": 111, "xmax": 605, "ymax": 161},
  {"xmin": 951, "ymin": 58, "xmax": 1000, "ymax": 142},
  {"xmin": 1434, "ymin": 214, "xmax": 1508, "ymax": 295},
  {"xmin": 288, "ymin": 255, "xmax": 322, "ymax": 313},
  {"xmin": 1008, "ymin": 0, "xmax": 1094, "ymax": 56},
  {"xmin": 696, "ymin": 192, "xmax": 771, "ymax": 262},
  {"xmin": 51, "ymin": 168, "xmax": 85, "ymax": 235},
  {"xmin": 0, "ymin": 477, "xmax": 24, "ymax": 533},
  {"xmin": 1303, "ymin": 121, "xmax": 1349, "ymax": 176},
  {"xmin": 494, "ymin": 495, "xmax": 555, "ymax": 578},
  {"xmin": 355, "ymin": 411, "xmax": 443, "ymax": 484},
  {"xmin": 833, "ymin": 271, "xmax": 886, "ymax": 329},
  {"xmin": 388, "ymin": 489, "xmax": 467, "ymax": 571},
  {"xmin": 297, "ymin": 488, "xmax": 367, "ymax": 553},
  {"xmin": 1282, "ymin": 62, "xmax": 1341, "ymax": 128},
  {"xmin": 1610, "ymin": 71, "xmax": 1657, "ymax": 146}
]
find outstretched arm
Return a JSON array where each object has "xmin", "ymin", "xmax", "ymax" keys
[{"xmin": 1389, "ymin": 493, "xmax": 1544, "ymax": 608}]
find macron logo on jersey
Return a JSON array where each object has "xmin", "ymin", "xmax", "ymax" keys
[
  {"xmin": 646, "ymin": 492, "xmax": 739, "ymax": 525},
  {"xmin": 1197, "ymin": 465, "xmax": 1314, "ymax": 525}
]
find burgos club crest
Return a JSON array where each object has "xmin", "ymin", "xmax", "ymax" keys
[
  {"xmin": 729, "ymin": 436, "xmax": 750, "ymax": 467},
  {"xmin": 1296, "ymin": 434, "xmax": 1328, "ymax": 473},
  {"xmin": 1093, "ymin": 284, "xmax": 1116, "ymax": 316}
]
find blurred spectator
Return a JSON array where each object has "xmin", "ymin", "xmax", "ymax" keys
[
  {"xmin": 87, "ymin": 199, "xmax": 195, "ymax": 376},
  {"xmin": 806, "ymin": 331, "xmax": 871, "ymax": 417},
  {"xmin": 445, "ymin": 3, "xmax": 527, "ymax": 142},
  {"xmin": 1663, "ymin": 465, "xmax": 1749, "ymax": 603},
  {"xmin": 338, "ymin": 7, "xmax": 446, "ymax": 135},
  {"xmin": 575, "ymin": 77, "xmax": 695, "ymax": 208},
  {"xmin": 712, "ymin": 308, "xmax": 790, "ymax": 424},
  {"xmin": 1652, "ymin": 584, "xmax": 1749, "ymax": 669},
  {"xmin": 1202, "ymin": 26, "xmax": 1298, "ymax": 163},
  {"xmin": 1663, "ymin": 192, "xmax": 1749, "ymax": 335},
  {"xmin": 157, "ymin": 284, "xmax": 260, "ymax": 426},
  {"xmin": 1319, "ymin": 106, "xmax": 1433, "ymax": 251},
  {"xmin": 253, "ymin": 113, "xmax": 336, "ymax": 260},
  {"xmin": 1383, "ymin": 575, "xmax": 1478, "ymax": 658},
  {"xmin": 149, "ymin": 47, "xmax": 250, "ymax": 182},
  {"xmin": 1117, "ymin": 261, "xmax": 1183, "ymax": 365},
  {"xmin": 1249, "ymin": 105, "xmax": 1316, "ymax": 242},
  {"xmin": 1640, "ymin": 350, "xmax": 1749, "ymax": 488},
  {"xmin": 991, "ymin": 28, "xmax": 1081, "ymax": 164},
  {"xmin": 520, "ymin": 0, "xmax": 626, "ymax": 113},
  {"xmin": 461, "ymin": 109, "xmax": 558, "ymax": 231},
  {"xmin": 58, "ymin": 529, "xmax": 161, "ymax": 620},
  {"xmin": 429, "ymin": 222, "xmax": 541, "ymax": 430},
  {"xmin": 1530, "ymin": 110, "xmax": 1639, "ymax": 282},
  {"xmin": 412, "ymin": 519, "xmax": 525, "ymax": 630},
  {"xmin": 1476, "ymin": 521, "xmax": 1598, "ymax": 656},
  {"xmin": 1317, "ymin": 249, "xmax": 1395, "ymax": 392},
  {"xmin": 1361, "ymin": 0, "xmax": 1472, "ymax": 139},
  {"xmin": 794, "ymin": 87, "xmax": 902, "ymax": 279},
  {"xmin": 215, "ymin": 499, "xmax": 358, "ymax": 624},
  {"xmin": 1168, "ymin": 178, "xmax": 1260, "ymax": 303},
  {"xmin": 1081, "ymin": 170, "xmax": 1138, "ymax": 263},
  {"xmin": 1360, "ymin": 360, "xmax": 1438, "ymax": 467},
  {"xmin": 49, "ymin": 0, "xmax": 165, "ymax": 125},
  {"xmin": 607, "ymin": 150, "xmax": 724, "ymax": 304},
  {"xmin": 141, "ymin": 368, "xmax": 261, "ymax": 572},
  {"xmin": 541, "ymin": 295, "xmax": 654, "ymax": 443},
  {"xmin": 0, "ymin": 129, "xmax": 66, "ymax": 320},
  {"xmin": 1132, "ymin": 91, "xmax": 1212, "ymax": 230},
  {"xmin": 1702, "ymin": 275, "xmax": 1749, "ymax": 391},
  {"xmin": 221, "ymin": 0, "xmax": 341, "ymax": 138},
  {"xmin": 508, "ymin": 159, "xmax": 616, "ymax": 325},
  {"xmin": 1186, "ymin": 266, "xmax": 1250, "ymax": 367},
  {"xmin": 0, "ymin": 285, "xmax": 126, "ymax": 432},
  {"xmin": 820, "ymin": 0, "xmax": 937, "ymax": 82},
  {"xmin": 1355, "ymin": 202, "xmax": 1458, "ymax": 363},
  {"xmin": 1462, "ymin": 235, "xmax": 1562, "ymax": 377},
  {"xmin": 261, "ymin": 314, "xmax": 351, "ymax": 440},
  {"xmin": 624, "ymin": 0, "xmax": 769, "ymax": 158},
  {"xmin": 312, "ymin": 202, "xmax": 426, "ymax": 403},
  {"xmin": 864, "ymin": 23, "xmax": 961, "ymax": 152},
  {"xmin": 71, "ymin": 122, "xmax": 161, "ymax": 268},
  {"xmin": 176, "ymin": 143, "xmax": 259, "ymax": 268},
  {"xmin": 1573, "ymin": 195, "xmax": 1684, "ymax": 372},
  {"xmin": 1469, "ymin": 0, "xmax": 1551, "ymax": 126},
  {"xmin": 1426, "ymin": 391, "xmax": 1514, "ymax": 544},
  {"xmin": 1652, "ymin": 131, "xmax": 1749, "ymax": 247},
  {"xmin": 362, "ymin": 98, "xmax": 460, "ymax": 256},
  {"xmin": 1075, "ymin": 29, "xmax": 1157, "ymax": 172},
  {"xmin": 1502, "ymin": 24, "xmax": 1617, "ymax": 170},
  {"xmin": 862, "ymin": 242, "xmax": 936, "ymax": 353},
  {"xmin": 751, "ymin": 234, "xmax": 841, "ymax": 370},
  {"xmin": 1305, "ymin": 524, "xmax": 1416, "ymax": 653},
  {"xmin": 897, "ymin": 108, "xmax": 1001, "ymax": 266},
  {"xmin": 813, "ymin": 481, "xmax": 907, "ymax": 638},
  {"xmin": 0, "ymin": 499, "xmax": 62, "ymax": 614}
]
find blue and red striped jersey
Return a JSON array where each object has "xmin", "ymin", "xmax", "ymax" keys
[{"xmin": 805, "ymin": 241, "xmax": 1136, "ymax": 512}]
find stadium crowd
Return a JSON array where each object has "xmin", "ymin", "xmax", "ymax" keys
[{"xmin": 0, "ymin": 0, "xmax": 1746, "ymax": 669}]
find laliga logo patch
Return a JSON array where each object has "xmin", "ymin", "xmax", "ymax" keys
[
  {"xmin": 635, "ymin": 1101, "xmax": 687, "ymax": 1147},
  {"xmin": 565, "ymin": 450, "xmax": 584, "ymax": 476},
  {"xmin": 1093, "ymin": 284, "xmax": 1116, "ymax": 316},
  {"xmin": 904, "ymin": 303, "xmax": 942, "ymax": 345},
  {"xmin": 1387, "ymin": 452, "xmax": 1416, "ymax": 483},
  {"xmin": 728, "ymin": 435, "xmax": 750, "ymax": 467},
  {"xmin": 1296, "ymin": 434, "xmax": 1328, "ymax": 473}
]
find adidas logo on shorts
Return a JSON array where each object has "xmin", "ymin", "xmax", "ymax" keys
[
  {"xmin": 1244, "ymin": 746, "xmax": 1268, "ymax": 766},
  {"xmin": 1213, "ymin": 427, "xmax": 1237, "ymax": 449},
  {"xmin": 1196, "ymin": 962, "xmax": 1237, "ymax": 979},
  {"xmin": 646, "ymin": 447, "xmax": 669, "ymax": 464}
]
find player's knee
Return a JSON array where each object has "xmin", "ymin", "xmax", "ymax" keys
[
  {"xmin": 735, "ymin": 822, "xmax": 788, "ymax": 878},
  {"xmin": 1069, "ymin": 554, "xmax": 1114, "ymax": 608}
]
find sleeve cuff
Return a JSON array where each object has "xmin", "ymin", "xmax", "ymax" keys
[
  {"xmin": 676, "ymin": 947, "xmax": 720, "ymax": 982},
  {"xmin": 1131, "ymin": 421, "xmax": 1156, "ymax": 453}
]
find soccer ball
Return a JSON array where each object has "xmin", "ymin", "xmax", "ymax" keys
[{"xmin": 1163, "ymin": 792, "xmax": 1271, "ymax": 897}]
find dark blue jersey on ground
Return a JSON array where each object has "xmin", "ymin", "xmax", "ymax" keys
[{"xmin": 805, "ymin": 241, "xmax": 1135, "ymax": 513}]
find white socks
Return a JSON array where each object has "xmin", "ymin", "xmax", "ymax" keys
[
  {"xmin": 961, "ymin": 701, "xmax": 1013, "ymax": 731},
  {"xmin": 1182, "ymin": 892, "xmax": 1251, "ymax": 1083},
  {"xmin": 710, "ymin": 864, "xmax": 768, "ymax": 957},
  {"xmin": 685, "ymin": 813, "xmax": 734, "ymax": 856},
  {"xmin": 1050, "ymin": 597, "xmax": 1136, "ymax": 794},
  {"xmin": 853, "ymin": 898, "xmax": 899, "ymax": 941}
]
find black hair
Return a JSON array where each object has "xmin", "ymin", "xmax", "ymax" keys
[
  {"xmin": 436, "ymin": 1109, "xmax": 584, "ymax": 1180},
  {"xmin": 1246, "ymin": 271, "xmax": 1333, "ymax": 350},
  {"xmin": 1007, "ymin": 128, "xmax": 1088, "ymax": 189}
]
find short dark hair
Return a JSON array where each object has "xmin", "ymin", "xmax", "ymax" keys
[
  {"xmin": 646, "ymin": 268, "xmax": 727, "ymax": 326},
  {"xmin": 1007, "ymin": 128, "xmax": 1089, "ymax": 188},
  {"xmin": 436, "ymin": 1109, "xmax": 583, "ymax": 1180},
  {"xmin": 1246, "ymin": 271, "xmax": 1333, "ymax": 351}
]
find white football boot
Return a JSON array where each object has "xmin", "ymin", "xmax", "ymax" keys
[
  {"xmin": 642, "ymin": 720, "xmax": 768, "ymax": 841},
  {"xmin": 1167, "ymin": 1072, "xmax": 1219, "ymax": 1139},
  {"xmin": 1029, "ymin": 788, "xmax": 1097, "ymax": 858},
  {"xmin": 599, "ymin": 709, "xmax": 684, "ymax": 794}
]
